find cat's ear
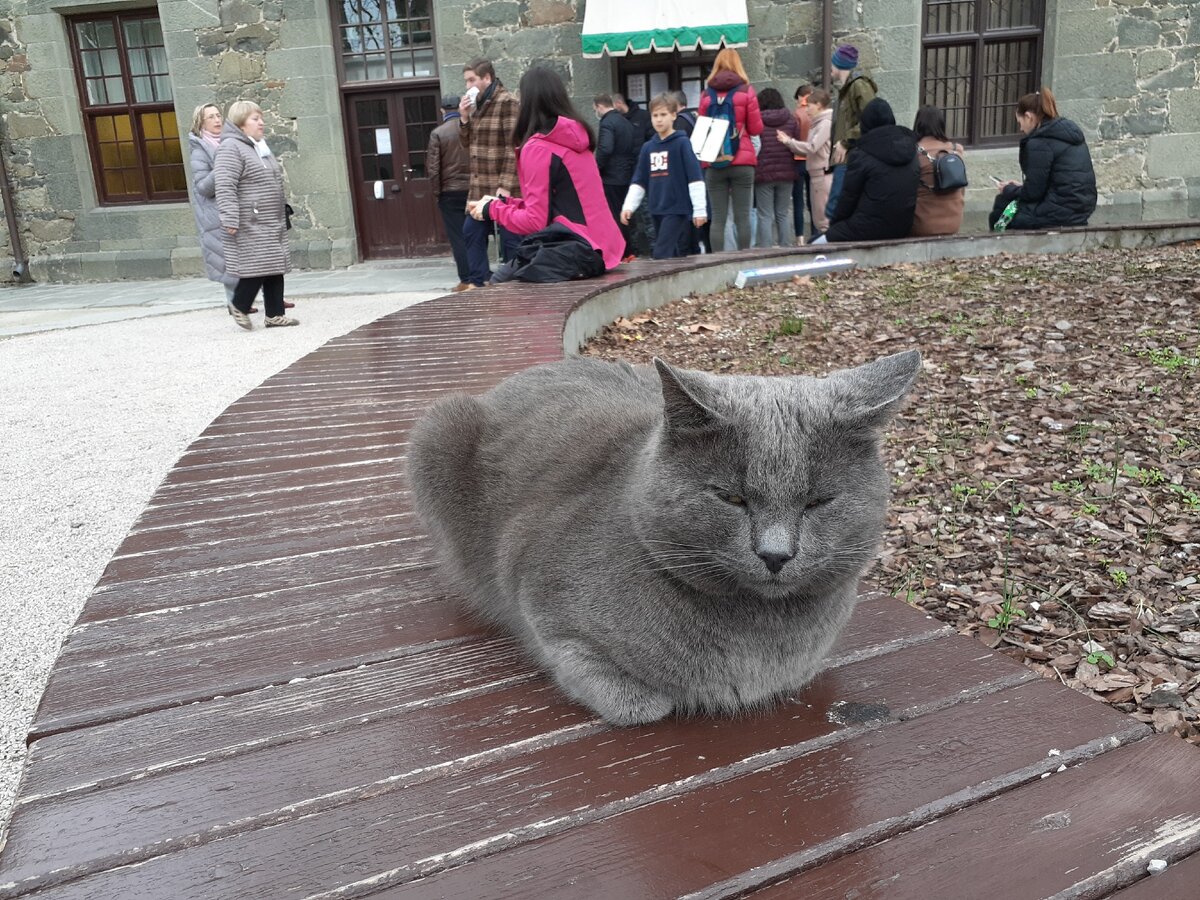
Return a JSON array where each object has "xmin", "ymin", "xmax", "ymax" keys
[
  {"xmin": 828, "ymin": 349, "xmax": 922, "ymax": 430},
  {"xmin": 654, "ymin": 358, "xmax": 722, "ymax": 435}
]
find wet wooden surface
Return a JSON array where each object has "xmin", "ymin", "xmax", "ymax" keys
[{"xmin": 4, "ymin": 246, "xmax": 1200, "ymax": 899}]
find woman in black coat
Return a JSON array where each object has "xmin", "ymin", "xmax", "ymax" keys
[
  {"xmin": 818, "ymin": 98, "xmax": 918, "ymax": 243},
  {"xmin": 990, "ymin": 86, "xmax": 1096, "ymax": 230}
]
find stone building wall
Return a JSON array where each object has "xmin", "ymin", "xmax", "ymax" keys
[
  {"xmin": 2, "ymin": 0, "xmax": 1197, "ymax": 283},
  {"xmin": 0, "ymin": 0, "xmax": 355, "ymax": 283},
  {"xmin": 1048, "ymin": 0, "xmax": 1200, "ymax": 222}
]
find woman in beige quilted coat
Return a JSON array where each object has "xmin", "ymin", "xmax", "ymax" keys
[{"xmin": 215, "ymin": 100, "xmax": 296, "ymax": 330}]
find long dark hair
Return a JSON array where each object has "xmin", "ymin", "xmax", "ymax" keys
[
  {"xmin": 511, "ymin": 67, "xmax": 595, "ymax": 150},
  {"xmin": 912, "ymin": 105, "xmax": 949, "ymax": 141}
]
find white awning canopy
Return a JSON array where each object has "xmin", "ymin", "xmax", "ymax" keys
[{"xmin": 581, "ymin": 0, "xmax": 749, "ymax": 58}]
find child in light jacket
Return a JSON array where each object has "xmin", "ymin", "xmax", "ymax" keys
[{"xmin": 778, "ymin": 89, "xmax": 834, "ymax": 234}]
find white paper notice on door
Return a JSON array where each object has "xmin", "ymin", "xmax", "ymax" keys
[{"xmin": 375, "ymin": 128, "xmax": 392, "ymax": 155}]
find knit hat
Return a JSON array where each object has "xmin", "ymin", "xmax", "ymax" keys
[
  {"xmin": 440, "ymin": 94, "xmax": 460, "ymax": 110},
  {"xmin": 859, "ymin": 97, "xmax": 895, "ymax": 134},
  {"xmin": 831, "ymin": 44, "xmax": 859, "ymax": 71}
]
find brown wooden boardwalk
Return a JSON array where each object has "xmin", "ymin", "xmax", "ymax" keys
[{"xmin": 4, "ymin": 236, "xmax": 1200, "ymax": 899}]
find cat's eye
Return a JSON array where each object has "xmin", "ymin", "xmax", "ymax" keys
[
  {"xmin": 716, "ymin": 491, "xmax": 746, "ymax": 506},
  {"xmin": 806, "ymin": 497, "xmax": 832, "ymax": 510}
]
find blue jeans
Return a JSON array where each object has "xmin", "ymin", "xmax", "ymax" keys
[
  {"xmin": 792, "ymin": 161, "xmax": 809, "ymax": 238},
  {"xmin": 825, "ymin": 164, "xmax": 847, "ymax": 222},
  {"xmin": 463, "ymin": 216, "xmax": 520, "ymax": 286}
]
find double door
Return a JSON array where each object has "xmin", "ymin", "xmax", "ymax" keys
[{"xmin": 345, "ymin": 88, "xmax": 445, "ymax": 258}]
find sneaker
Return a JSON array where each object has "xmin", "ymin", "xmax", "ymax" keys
[
  {"xmin": 228, "ymin": 304, "xmax": 253, "ymax": 330},
  {"xmin": 226, "ymin": 305, "xmax": 259, "ymax": 315},
  {"xmin": 451, "ymin": 282, "xmax": 471, "ymax": 292},
  {"xmin": 283, "ymin": 301, "xmax": 295, "ymax": 309},
  {"xmin": 264, "ymin": 315, "xmax": 300, "ymax": 327}
]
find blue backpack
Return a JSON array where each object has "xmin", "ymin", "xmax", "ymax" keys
[{"xmin": 705, "ymin": 86, "xmax": 742, "ymax": 168}]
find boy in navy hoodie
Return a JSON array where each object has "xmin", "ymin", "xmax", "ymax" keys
[{"xmin": 621, "ymin": 93, "xmax": 707, "ymax": 259}]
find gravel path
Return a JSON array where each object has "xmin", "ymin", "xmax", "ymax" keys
[{"xmin": 0, "ymin": 291, "xmax": 435, "ymax": 835}]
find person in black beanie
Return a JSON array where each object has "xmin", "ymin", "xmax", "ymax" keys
[{"xmin": 815, "ymin": 97, "xmax": 918, "ymax": 243}]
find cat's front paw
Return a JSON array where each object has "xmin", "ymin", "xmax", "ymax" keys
[
  {"xmin": 589, "ymin": 679, "xmax": 675, "ymax": 726},
  {"xmin": 546, "ymin": 643, "xmax": 674, "ymax": 726}
]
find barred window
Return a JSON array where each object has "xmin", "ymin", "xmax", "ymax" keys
[
  {"xmin": 335, "ymin": 0, "xmax": 437, "ymax": 83},
  {"xmin": 921, "ymin": 0, "xmax": 1044, "ymax": 146},
  {"xmin": 69, "ymin": 11, "xmax": 186, "ymax": 204}
]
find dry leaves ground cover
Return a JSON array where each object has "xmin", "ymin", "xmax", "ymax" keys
[{"xmin": 583, "ymin": 242, "xmax": 1200, "ymax": 744}]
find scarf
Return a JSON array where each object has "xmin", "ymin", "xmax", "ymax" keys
[
  {"xmin": 201, "ymin": 130, "xmax": 220, "ymax": 152},
  {"xmin": 253, "ymin": 138, "xmax": 272, "ymax": 159}
]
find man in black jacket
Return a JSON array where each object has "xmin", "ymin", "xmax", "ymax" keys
[
  {"xmin": 594, "ymin": 93, "xmax": 638, "ymax": 257},
  {"xmin": 611, "ymin": 92, "xmax": 655, "ymax": 257},
  {"xmin": 818, "ymin": 98, "xmax": 919, "ymax": 243}
]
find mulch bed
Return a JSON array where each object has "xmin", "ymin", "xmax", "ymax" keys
[{"xmin": 582, "ymin": 242, "xmax": 1200, "ymax": 744}]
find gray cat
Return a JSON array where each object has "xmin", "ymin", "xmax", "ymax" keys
[{"xmin": 407, "ymin": 350, "xmax": 921, "ymax": 725}]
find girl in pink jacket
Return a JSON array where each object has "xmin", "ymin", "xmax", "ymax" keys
[{"xmin": 472, "ymin": 68, "xmax": 624, "ymax": 277}]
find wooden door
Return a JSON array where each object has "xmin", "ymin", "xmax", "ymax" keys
[{"xmin": 345, "ymin": 88, "xmax": 444, "ymax": 258}]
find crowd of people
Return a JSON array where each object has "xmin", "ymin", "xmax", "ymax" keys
[
  {"xmin": 424, "ymin": 46, "xmax": 1099, "ymax": 286},
  {"xmin": 189, "ymin": 44, "xmax": 1102, "ymax": 311}
]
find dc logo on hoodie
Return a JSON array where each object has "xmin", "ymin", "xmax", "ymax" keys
[{"xmin": 650, "ymin": 151, "xmax": 669, "ymax": 175}]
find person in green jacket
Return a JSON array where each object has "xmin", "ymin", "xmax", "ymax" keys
[{"xmin": 825, "ymin": 44, "xmax": 878, "ymax": 220}]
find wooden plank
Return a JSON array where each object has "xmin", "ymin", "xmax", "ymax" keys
[
  {"xmin": 1105, "ymin": 850, "xmax": 1200, "ymax": 900},
  {"xmin": 744, "ymin": 735, "xmax": 1200, "ymax": 900},
  {"xmin": 95, "ymin": 510, "xmax": 418, "ymax": 584},
  {"xmin": 171, "ymin": 431, "xmax": 414, "ymax": 471},
  {"xmin": 111, "ymin": 490, "xmax": 409, "ymax": 558},
  {"xmin": 143, "ymin": 458, "xmax": 412, "ymax": 509},
  {"xmin": 2, "ymin": 680, "xmax": 599, "ymax": 894},
  {"xmin": 130, "ymin": 478, "xmax": 412, "ymax": 534},
  {"xmin": 56, "ymin": 566, "xmax": 448, "ymax": 663},
  {"xmin": 160, "ymin": 444, "xmax": 410, "ymax": 486},
  {"xmin": 20, "ymin": 638, "xmax": 535, "ymax": 803},
  {"xmin": 345, "ymin": 679, "xmax": 1146, "ymax": 900},
  {"xmin": 38, "ymin": 596, "xmax": 479, "ymax": 733},
  {"xmin": 191, "ymin": 409, "xmax": 420, "ymax": 441},
  {"xmin": 10, "ymin": 672, "xmax": 1140, "ymax": 900},
  {"xmin": 34, "ymin": 596, "xmax": 942, "ymax": 798},
  {"xmin": 75, "ymin": 536, "xmax": 435, "ymax": 630}
]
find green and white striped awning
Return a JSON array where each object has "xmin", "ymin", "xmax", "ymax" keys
[{"xmin": 581, "ymin": 1, "xmax": 749, "ymax": 58}]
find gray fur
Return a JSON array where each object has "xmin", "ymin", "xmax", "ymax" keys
[{"xmin": 407, "ymin": 350, "xmax": 921, "ymax": 725}]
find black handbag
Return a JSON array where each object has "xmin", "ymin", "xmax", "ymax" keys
[{"xmin": 285, "ymin": 203, "xmax": 294, "ymax": 230}]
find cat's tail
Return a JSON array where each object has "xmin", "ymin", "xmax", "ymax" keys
[{"xmin": 407, "ymin": 393, "xmax": 488, "ymax": 565}]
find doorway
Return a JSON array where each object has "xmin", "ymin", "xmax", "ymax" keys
[{"xmin": 343, "ymin": 87, "xmax": 444, "ymax": 258}]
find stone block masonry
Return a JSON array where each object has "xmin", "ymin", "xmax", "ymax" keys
[{"xmin": 2, "ymin": 0, "xmax": 354, "ymax": 283}]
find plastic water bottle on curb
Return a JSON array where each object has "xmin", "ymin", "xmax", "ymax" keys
[{"xmin": 993, "ymin": 200, "xmax": 1018, "ymax": 232}]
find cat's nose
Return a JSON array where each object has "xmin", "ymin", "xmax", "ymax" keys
[{"xmin": 757, "ymin": 549, "xmax": 794, "ymax": 574}]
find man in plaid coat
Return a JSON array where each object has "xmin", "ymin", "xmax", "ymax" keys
[{"xmin": 458, "ymin": 58, "xmax": 521, "ymax": 288}]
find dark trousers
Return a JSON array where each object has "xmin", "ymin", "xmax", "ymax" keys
[
  {"xmin": 602, "ymin": 181, "xmax": 632, "ymax": 257},
  {"xmin": 232, "ymin": 273, "xmax": 284, "ymax": 317},
  {"xmin": 988, "ymin": 185, "xmax": 1022, "ymax": 229},
  {"xmin": 629, "ymin": 203, "xmax": 656, "ymax": 257},
  {"xmin": 437, "ymin": 191, "xmax": 470, "ymax": 283},
  {"xmin": 651, "ymin": 214, "xmax": 692, "ymax": 259},
  {"xmin": 792, "ymin": 161, "xmax": 810, "ymax": 238},
  {"xmin": 463, "ymin": 216, "xmax": 519, "ymax": 286}
]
